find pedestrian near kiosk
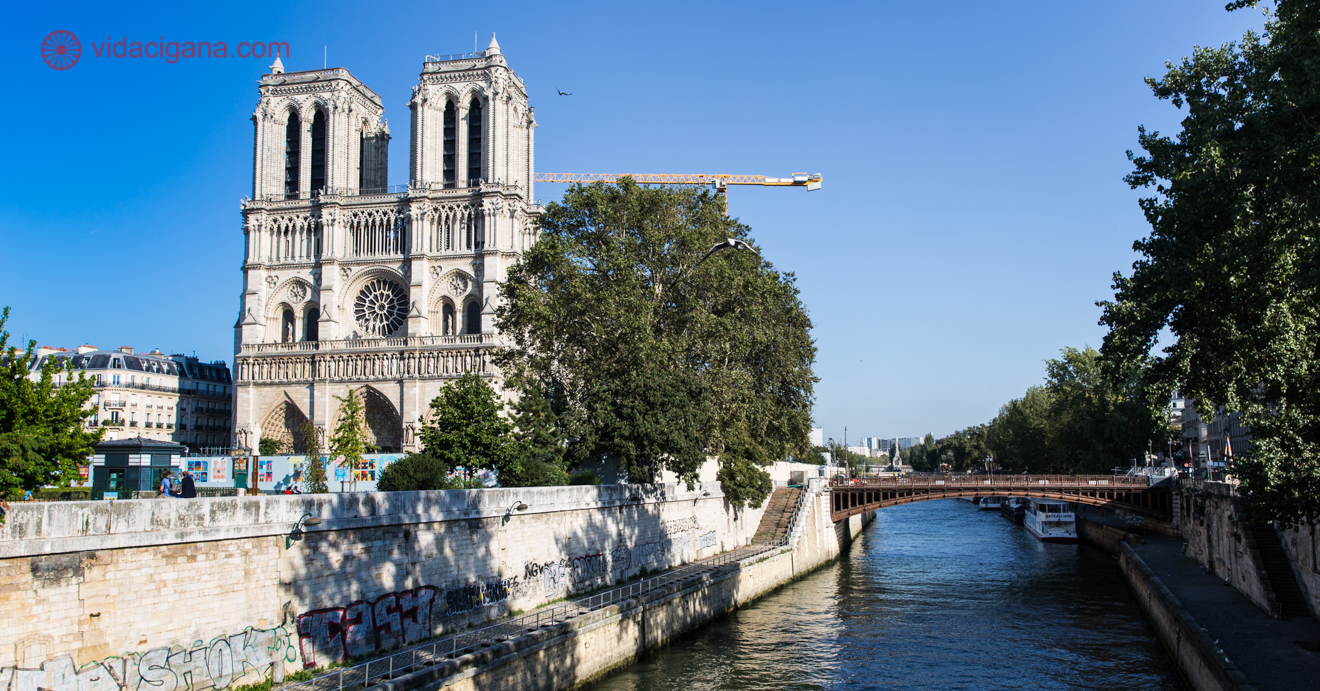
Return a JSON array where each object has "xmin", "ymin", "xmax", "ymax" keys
[
  {"xmin": 180, "ymin": 471, "xmax": 197, "ymax": 499},
  {"xmin": 159, "ymin": 473, "xmax": 173, "ymax": 498}
]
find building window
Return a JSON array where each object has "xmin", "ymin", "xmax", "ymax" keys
[
  {"xmin": 464, "ymin": 301, "xmax": 481, "ymax": 335},
  {"xmin": 305, "ymin": 307, "xmax": 320, "ymax": 341},
  {"xmin": 310, "ymin": 109, "xmax": 326, "ymax": 195},
  {"xmin": 443, "ymin": 101, "xmax": 456, "ymax": 188},
  {"xmin": 285, "ymin": 113, "xmax": 301, "ymax": 199},
  {"xmin": 442, "ymin": 302, "xmax": 455, "ymax": 335},
  {"xmin": 112, "ymin": 374, "xmax": 120, "ymax": 385},
  {"xmin": 282, "ymin": 309, "xmax": 295, "ymax": 343},
  {"xmin": 467, "ymin": 98, "xmax": 482, "ymax": 186}
]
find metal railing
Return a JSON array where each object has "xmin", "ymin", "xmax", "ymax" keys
[
  {"xmin": 277, "ymin": 492, "xmax": 815, "ymax": 691},
  {"xmin": 425, "ymin": 51, "xmax": 485, "ymax": 62}
]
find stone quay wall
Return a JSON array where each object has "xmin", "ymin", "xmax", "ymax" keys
[
  {"xmin": 0, "ymin": 483, "xmax": 767, "ymax": 691},
  {"xmin": 381, "ymin": 479, "xmax": 870, "ymax": 691},
  {"xmin": 1077, "ymin": 517, "xmax": 1254, "ymax": 691}
]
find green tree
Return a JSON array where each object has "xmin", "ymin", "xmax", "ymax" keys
[
  {"xmin": 496, "ymin": 179, "xmax": 817, "ymax": 507},
  {"xmin": 502, "ymin": 385, "xmax": 569, "ymax": 487},
  {"xmin": 986, "ymin": 386, "xmax": 1057, "ymax": 473},
  {"xmin": 0, "ymin": 307, "xmax": 103, "ymax": 496},
  {"xmin": 330, "ymin": 388, "xmax": 368, "ymax": 485},
  {"xmin": 417, "ymin": 373, "xmax": 516, "ymax": 480},
  {"xmin": 258, "ymin": 438, "xmax": 282, "ymax": 456},
  {"xmin": 1099, "ymin": 1, "xmax": 1320, "ymax": 523},
  {"xmin": 300, "ymin": 422, "xmax": 328, "ymax": 493}
]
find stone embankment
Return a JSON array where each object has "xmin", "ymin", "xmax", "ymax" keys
[
  {"xmin": 0, "ymin": 478, "xmax": 864, "ymax": 691},
  {"xmin": 1079, "ymin": 504, "xmax": 1320, "ymax": 691}
]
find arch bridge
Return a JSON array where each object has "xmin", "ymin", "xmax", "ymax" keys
[{"xmin": 829, "ymin": 474, "xmax": 1171, "ymax": 522}]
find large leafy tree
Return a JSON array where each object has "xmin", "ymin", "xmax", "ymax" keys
[
  {"xmin": 496, "ymin": 179, "xmax": 817, "ymax": 507},
  {"xmin": 0, "ymin": 307, "xmax": 103, "ymax": 496},
  {"xmin": 300, "ymin": 421, "xmax": 328, "ymax": 493},
  {"xmin": 1099, "ymin": 1, "xmax": 1320, "ymax": 523}
]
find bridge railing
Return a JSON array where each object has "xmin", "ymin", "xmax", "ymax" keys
[{"xmin": 828, "ymin": 474, "xmax": 1151, "ymax": 489}]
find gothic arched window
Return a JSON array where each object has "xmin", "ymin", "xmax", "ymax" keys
[
  {"xmin": 304, "ymin": 307, "xmax": 320, "ymax": 341},
  {"xmin": 467, "ymin": 98, "xmax": 483, "ymax": 186},
  {"xmin": 281, "ymin": 309, "xmax": 295, "ymax": 343},
  {"xmin": 443, "ymin": 102, "xmax": 457, "ymax": 188},
  {"xmin": 464, "ymin": 301, "xmax": 481, "ymax": 335},
  {"xmin": 310, "ymin": 109, "xmax": 326, "ymax": 195},
  {"xmin": 284, "ymin": 113, "xmax": 301, "ymax": 200},
  {"xmin": 442, "ymin": 302, "xmax": 455, "ymax": 336}
]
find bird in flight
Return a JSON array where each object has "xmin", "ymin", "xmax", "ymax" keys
[{"xmin": 557, "ymin": 88, "xmax": 572, "ymax": 96}]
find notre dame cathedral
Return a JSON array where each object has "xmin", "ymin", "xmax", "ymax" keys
[{"xmin": 233, "ymin": 35, "xmax": 537, "ymax": 454}]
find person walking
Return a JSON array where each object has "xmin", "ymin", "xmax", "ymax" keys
[
  {"xmin": 180, "ymin": 471, "xmax": 197, "ymax": 499},
  {"xmin": 159, "ymin": 473, "xmax": 173, "ymax": 498}
]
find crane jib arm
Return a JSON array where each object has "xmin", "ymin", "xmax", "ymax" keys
[{"xmin": 534, "ymin": 173, "xmax": 822, "ymax": 189}]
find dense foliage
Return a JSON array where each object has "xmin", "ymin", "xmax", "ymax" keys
[
  {"xmin": 496, "ymin": 179, "xmax": 817, "ymax": 508},
  {"xmin": 1099, "ymin": 1, "xmax": 1320, "ymax": 522},
  {"xmin": 0, "ymin": 307, "xmax": 103, "ymax": 496},
  {"xmin": 376, "ymin": 374, "xmax": 568, "ymax": 491},
  {"xmin": 904, "ymin": 348, "xmax": 1163, "ymax": 474}
]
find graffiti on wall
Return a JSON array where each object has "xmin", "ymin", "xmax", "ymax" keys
[
  {"xmin": 522, "ymin": 516, "xmax": 707, "ymax": 597},
  {"xmin": 0, "ymin": 625, "xmax": 297, "ymax": 691},
  {"xmin": 440, "ymin": 576, "xmax": 523, "ymax": 616},
  {"xmin": 699, "ymin": 531, "xmax": 717, "ymax": 549},
  {"xmin": 296, "ymin": 586, "xmax": 436, "ymax": 668}
]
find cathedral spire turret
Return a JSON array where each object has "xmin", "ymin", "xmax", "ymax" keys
[{"xmin": 486, "ymin": 33, "xmax": 501, "ymax": 56}]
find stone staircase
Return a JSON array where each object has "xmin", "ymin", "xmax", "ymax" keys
[
  {"xmin": 1250, "ymin": 523, "xmax": 1311, "ymax": 618},
  {"xmin": 753, "ymin": 487, "xmax": 803, "ymax": 544}
]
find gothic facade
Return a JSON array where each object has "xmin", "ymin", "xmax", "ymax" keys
[{"xmin": 233, "ymin": 36, "xmax": 538, "ymax": 453}]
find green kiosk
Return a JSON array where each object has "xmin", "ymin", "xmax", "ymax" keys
[{"xmin": 91, "ymin": 437, "xmax": 185, "ymax": 499}]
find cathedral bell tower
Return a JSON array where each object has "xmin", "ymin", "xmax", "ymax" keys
[{"xmin": 233, "ymin": 35, "xmax": 539, "ymax": 457}]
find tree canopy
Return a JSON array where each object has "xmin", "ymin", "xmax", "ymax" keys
[
  {"xmin": 495, "ymin": 179, "xmax": 817, "ymax": 507},
  {"xmin": 0, "ymin": 307, "xmax": 102, "ymax": 496},
  {"xmin": 1098, "ymin": 1, "xmax": 1320, "ymax": 522}
]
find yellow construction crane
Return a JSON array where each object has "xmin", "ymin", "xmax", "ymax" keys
[{"xmin": 532, "ymin": 172, "xmax": 822, "ymax": 211}]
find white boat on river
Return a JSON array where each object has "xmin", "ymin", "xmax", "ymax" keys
[
  {"xmin": 978, "ymin": 496, "xmax": 1003, "ymax": 510},
  {"xmin": 1023, "ymin": 498, "xmax": 1077, "ymax": 543}
]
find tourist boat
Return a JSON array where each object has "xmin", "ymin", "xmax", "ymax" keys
[
  {"xmin": 978, "ymin": 496, "xmax": 1003, "ymax": 510},
  {"xmin": 1000, "ymin": 497, "xmax": 1026, "ymax": 524},
  {"xmin": 1023, "ymin": 498, "xmax": 1077, "ymax": 542}
]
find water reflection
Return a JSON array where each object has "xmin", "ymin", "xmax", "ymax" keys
[{"xmin": 588, "ymin": 499, "xmax": 1181, "ymax": 690}]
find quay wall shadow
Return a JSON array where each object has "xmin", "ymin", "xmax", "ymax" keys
[
  {"xmin": 395, "ymin": 479, "xmax": 870, "ymax": 691},
  {"xmin": 0, "ymin": 482, "xmax": 767, "ymax": 691}
]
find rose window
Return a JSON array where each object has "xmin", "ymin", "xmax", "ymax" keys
[{"xmin": 353, "ymin": 279, "xmax": 407, "ymax": 337}]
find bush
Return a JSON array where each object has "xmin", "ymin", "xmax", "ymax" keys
[
  {"xmin": 258, "ymin": 438, "xmax": 283, "ymax": 456},
  {"xmin": 568, "ymin": 469, "xmax": 601, "ymax": 485},
  {"xmin": 376, "ymin": 452, "xmax": 452, "ymax": 491}
]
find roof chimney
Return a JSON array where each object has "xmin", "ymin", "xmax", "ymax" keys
[
  {"xmin": 78, "ymin": 345, "xmax": 97, "ymax": 354},
  {"xmin": 118, "ymin": 346, "xmax": 134, "ymax": 355}
]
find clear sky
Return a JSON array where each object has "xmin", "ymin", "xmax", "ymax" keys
[{"xmin": 1, "ymin": 1, "xmax": 1267, "ymax": 442}]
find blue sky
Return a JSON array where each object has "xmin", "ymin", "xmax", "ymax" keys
[{"xmin": 1, "ymin": 1, "xmax": 1266, "ymax": 441}]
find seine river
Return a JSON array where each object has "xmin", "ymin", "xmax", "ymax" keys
[{"xmin": 587, "ymin": 499, "xmax": 1182, "ymax": 690}]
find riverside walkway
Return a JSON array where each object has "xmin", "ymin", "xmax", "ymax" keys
[{"xmin": 1079, "ymin": 506, "xmax": 1320, "ymax": 691}]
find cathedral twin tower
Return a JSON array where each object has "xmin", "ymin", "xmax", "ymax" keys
[{"xmin": 233, "ymin": 36, "xmax": 536, "ymax": 455}]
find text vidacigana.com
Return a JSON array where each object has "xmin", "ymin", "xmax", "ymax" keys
[{"xmin": 89, "ymin": 37, "xmax": 289, "ymax": 63}]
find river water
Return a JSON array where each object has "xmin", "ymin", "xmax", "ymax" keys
[{"xmin": 587, "ymin": 499, "xmax": 1183, "ymax": 690}]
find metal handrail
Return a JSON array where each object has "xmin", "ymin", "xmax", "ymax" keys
[
  {"xmin": 276, "ymin": 496, "xmax": 814, "ymax": 691},
  {"xmin": 425, "ymin": 51, "xmax": 485, "ymax": 62}
]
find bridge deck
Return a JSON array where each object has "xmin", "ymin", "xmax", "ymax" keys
[{"xmin": 828, "ymin": 474, "xmax": 1171, "ymax": 522}]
